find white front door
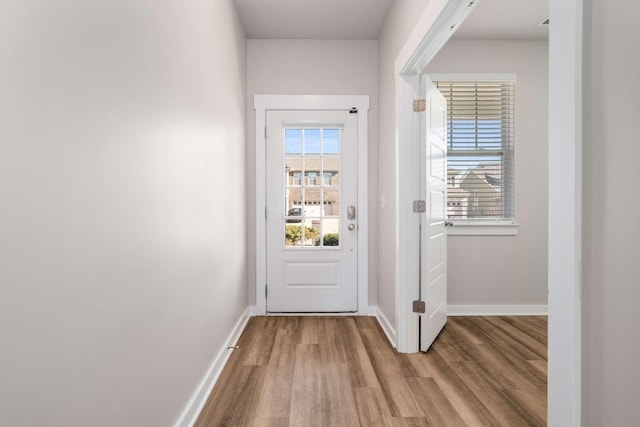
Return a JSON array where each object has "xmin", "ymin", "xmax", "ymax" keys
[
  {"xmin": 266, "ymin": 110, "xmax": 358, "ymax": 312},
  {"xmin": 420, "ymin": 76, "xmax": 448, "ymax": 351}
]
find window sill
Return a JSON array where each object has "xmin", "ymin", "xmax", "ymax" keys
[{"xmin": 447, "ymin": 221, "xmax": 519, "ymax": 236}]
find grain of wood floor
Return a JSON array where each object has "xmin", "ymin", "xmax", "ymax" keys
[{"xmin": 195, "ymin": 316, "xmax": 547, "ymax": 426}]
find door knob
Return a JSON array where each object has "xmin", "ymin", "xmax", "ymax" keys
[{"xmin": 347, "ymin": 223, "xmax": 357, "ymax": 231}]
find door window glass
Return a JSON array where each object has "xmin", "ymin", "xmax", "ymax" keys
[{"xmin": 284, "ymin": 128, "xmax": 341, "ymax": 248}]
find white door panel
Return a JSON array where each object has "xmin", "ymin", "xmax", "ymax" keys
[
  {"xmin": 266, "ymin": 110, "xmax": 358, "ymax": 312},
  {"xmin": 420, "ymin": 76, "xmax": 448, "ymax": 351}
]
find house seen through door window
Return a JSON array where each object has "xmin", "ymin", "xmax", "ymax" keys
[{"xmin": 284, "ymin": 128, "xmax": 341, "ymax": 248}]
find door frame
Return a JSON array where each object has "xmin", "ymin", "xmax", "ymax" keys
[
  {"xmin": 394, "ymin": 0, "xmax": 583, "ymax": 426},
  {"xmin": 254, "ymin": 95, "xmax": 371, "ymax": 315}
]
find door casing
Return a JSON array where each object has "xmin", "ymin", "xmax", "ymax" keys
[{"xmin": 254, "ymin": 95, "xmax": 371, "ymax": 315}]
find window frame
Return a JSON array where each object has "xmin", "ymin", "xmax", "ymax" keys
[{"xmin": 430, "ymin": 73, "xmax": 520, "ymax": 236}]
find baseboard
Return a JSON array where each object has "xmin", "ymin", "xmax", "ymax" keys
[
  {"xmin": 174, "ymin": 307, "xmax": 251, "ymax": 427},
  {"xmin": 374, "ymin": 306, "xmax": 397, "ymax": 348},
  {"xmin": 448, "ymin": 304, "xmax": 548, "ymax": 316},
  {"xmin": 248, "ymin": 305, "xmax": 378, "ymax": 316}
]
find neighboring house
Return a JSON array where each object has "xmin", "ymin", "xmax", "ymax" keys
[
  {"xmin": 447, "ymin": 164, "xmax": 502, "ymax": 219},
  {"xmin": 285, "ymin": 156, "xmax": 340, "ymax": 217}
]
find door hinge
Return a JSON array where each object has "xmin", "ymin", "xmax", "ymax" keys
[
  {"xmin": 413, "ymin": 99, "xmax": 426, "ymax": 112},
  {"xmin": 265, "ymin": 126, "xmax": 267, "ymax": 138},
  {"xmin": 265, "ymin": 284, "xmax": 268, "ymax": 299},
  {"xmin": 413, "ymin": 300, "xmax": 426, "ymax": 314},
  {"xmin": 413, "ymin": 200, "xmax": 426, "ymax": 213}
]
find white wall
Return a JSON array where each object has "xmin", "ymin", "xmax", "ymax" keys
[
  {"xmin": 0, "ymin": 1, "xmax": 247, "ymax": 425},
  {"xmin": 427, "ymin": 40, "xmax": 549, "ymax": 306},
  {"xmin": 246, "ymin": 39, "xmax": 379, "ymax": 306},
  {"xmin": 583, "ymin": 0, "xmax": 640, "ymax": 424},
  {"xmin": 377, "ymin": 0, "xmax": 434, "ymax": 331}
]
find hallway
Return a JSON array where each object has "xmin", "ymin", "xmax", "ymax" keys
[{"xmin": 195, "ymin": 316, "xmax": 547, "ymax": 426}]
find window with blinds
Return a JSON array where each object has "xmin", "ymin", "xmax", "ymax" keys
[{"xmin": 435, "ymin": 80, "xmax": 515, "ymax": 221}]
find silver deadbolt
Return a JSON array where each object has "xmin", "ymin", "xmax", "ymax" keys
[{"xmin": 347, "ymin": 205, "xmax": 356, "ymax": 220}]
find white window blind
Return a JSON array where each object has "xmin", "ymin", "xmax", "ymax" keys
[{"xmin": 435, "ymin": 80, "xmax": 515, "ymax": 221}]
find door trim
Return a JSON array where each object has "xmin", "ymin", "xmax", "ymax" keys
[
  {"xmin": 394, "ymin": 0, "xmax": 477, "ymax": 355},
  {"xmin": 254, "ymin": 95, "xmax": 370, "ymax": 315}
]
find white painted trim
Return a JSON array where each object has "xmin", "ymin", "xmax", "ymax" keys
[
  {"xmin": 395, "ymin": 75, "xmax": 421, "ymax": 353},
  {"xmin": 174, "ymin": 308, "xmax": 251, "ymax": 427},
  {"xmin": 394, "ymin": 0, "xmax": 476, "ymax": 354},
  {"xmin": 447, "ymin": 224, "xmax": 519, "ymax": 236},
  {"xmin": 257, "ymin": 308, "xmax": 377, "ymax": 317},
  {"xmin": 375, "ymin": 307, "xmax": 397, "ymax": 348},
  {"xmin": 428, "ymin": 73, "xmax": 517, "ymax": 82},
  {"xmin": 254, "ymin": 95, "xmax": 370, "ymax": 316},
  {"xmin": 448, "ymin": 305, "xmax": 548, "ymax": 316},
  {"xmin": 396, "ymin": 0, "xmax": 478, "ymax": 76},
  {"xmin": 249, "ymin": 305, "xmax": 377, "ymax": 317},
  {"xmin": 548, "ymin": 0, "xmax": 582, "ymax": 426}
]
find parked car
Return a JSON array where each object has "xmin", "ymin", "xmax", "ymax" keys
[{"xmin": 286, "ymin": 207, "xmax": 302, "ymax": 223}]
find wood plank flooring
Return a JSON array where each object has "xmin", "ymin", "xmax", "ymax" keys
[{"xmin": 195, "ymin": 316, "xmax": 547, "ymax": 426}]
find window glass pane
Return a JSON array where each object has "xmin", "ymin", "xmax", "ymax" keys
[
  {"xmin": 285, "ymin": 157, "xmax": 302, "ymax": 185},
  {"xmin": 285, "ymin": 224, "xmax": 303, "ymax": 247},
  {"xmin": 303, "ymin": 188, "xmax": 321, "ymax": 213},
  {"xmin": 323, "ymin": 172, "xmax": 333, "ymax": 185},
  {"xmin": 321, "ymin": 219, "xmax": 339, "ymax": 247},
  {"xmin": 292, "ymin": 172, "xmax": 301, "ymax": 185},
  {"xmin": 304, "ymin": 129, "xmax": 321, "ymax": 154},
  {"xmin": 323, "ymin": 129, "xmax": 340, "ymax": 154},
  {"xmin": 322, "ymin": 157, "xmax": 339, "ymax": 185},
  {"xmin": 285, "ymin": 204, "xmax": 302, "ymax": 222},
  {"xmin": 303, "ymin": 157, "xmax": 321, "ymax": 185},
  {"xmin": 302, "ymin": 219, "xmax": 321, "ymax": 247},
  {"xmin": 437, "ymin": 80, "xmax": 515, "ymax": 220},
  {"xmin": 322, "ymin": 188, "xmax": 339, "ymax": 216},
  {"xmin": 285, "ymin": 129, "xmax": 302, "ymax": 154}
]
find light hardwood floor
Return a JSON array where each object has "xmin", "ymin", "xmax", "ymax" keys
[{"xmin": 195, "ymin": 315, "xmax": 547, "ymax": 426}]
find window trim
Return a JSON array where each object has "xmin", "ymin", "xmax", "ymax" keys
[
  {"xmin": 430, "ymin": 73, "xmax": 520, "ymax": 236},
  {"xmin": 447, "ymin": 220, "xmax": 519, "ymax": 236}
]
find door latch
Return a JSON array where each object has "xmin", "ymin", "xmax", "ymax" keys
[
  {"xmin": 412, "ymin": 300, "xmax": 426, "ymax": 314},
  {"xmin": 347, "ymin": 205, "xmax": 356, "ymax": 220}
]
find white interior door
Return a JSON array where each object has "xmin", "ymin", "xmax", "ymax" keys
[
  {"xmin": 266, "ymin": 110, "xmax": 358, "ymax": 312},
  {"xmin": 420, "ymin": 76, "xmax": 448, "ymax": 351}
]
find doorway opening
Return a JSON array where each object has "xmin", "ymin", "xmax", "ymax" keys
[
  {"xmin": 394, "ymin": 0, "xmax": 582, "ymax": 425},
  {"xmin": 254, "ymin": 95, "xmax": 371, "ymax": 315}
]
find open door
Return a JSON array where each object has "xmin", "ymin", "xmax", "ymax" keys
[{"xmin": 420, "ymin": 75, "xmax": 448, "ymax": 351}]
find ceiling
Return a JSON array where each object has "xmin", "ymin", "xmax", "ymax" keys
[
  {"xmin": 453, "ymin": 0, "xmax": 549, "ymax": 40},
  {"xmin": 233, "ymin": 0, "xmax": 394, "ymax": 40},
  {"xmin": 233, "ymin": 0, "xmax": 549, "ymax": 41}
]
